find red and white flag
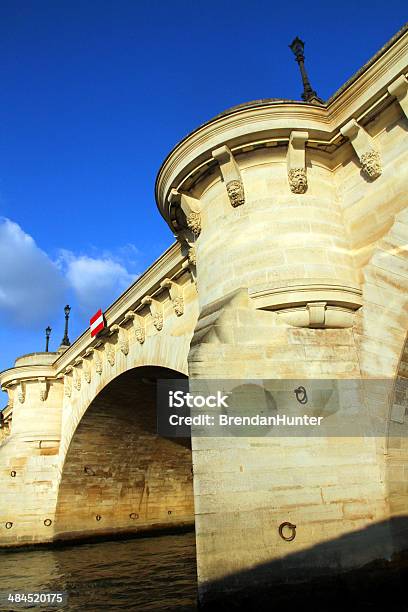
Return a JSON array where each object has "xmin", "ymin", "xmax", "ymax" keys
[{"xmin": 90, "ymin": 309, "xmax": 105, "ymax": 337}]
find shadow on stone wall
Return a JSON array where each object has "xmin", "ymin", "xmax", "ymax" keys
[{"xmin": 199, "ymin": 515, "xmax": 408, "ymax": 611}]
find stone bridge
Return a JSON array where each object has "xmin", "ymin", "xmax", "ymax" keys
[
  {"xmin": 1, "ymin": 25, "xmax": 408, "ymax": 608},
  {"xmin": 0, "ymin": 243, "xmax": 198, "ymax": 542}
]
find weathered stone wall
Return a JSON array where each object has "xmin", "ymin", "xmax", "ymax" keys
[
  {"xmin": 195, "ymin": 147, "xmax": 358, "ymax": 310},
  {"xmin": 0, "ymin": 370, "xmax": 64, "ymax": 546},
  {"xmin": 187, "ymin": 144, "xmax": 390, "ymax": 598},
  {"xmin": 54, "ymin": 368, "xmax": 194, "ymax": 540},
  {"xmin": 337, "ymin": 101, "xmax": 408, "ymax": 275},
  {"xmin": 177, "ymin": 74, "xmax": 408, "ymax": 604}
]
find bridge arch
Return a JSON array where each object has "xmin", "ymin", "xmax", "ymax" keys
[{"xmin": 53, "ymin": 365, "xmax": 194, "ymax": 542}]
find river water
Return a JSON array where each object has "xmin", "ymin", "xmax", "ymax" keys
[{"xmin": 0, "ymin": 531, "xmax": 197, "ymax": 611}]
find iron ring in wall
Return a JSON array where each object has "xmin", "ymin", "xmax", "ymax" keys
[
  {"xmin": 294, "ymin": 386, "xmax": 308, "ymax": 404},
  {"xmin": 5, "ymin": 522, "xmax": 13, "ymax": 529},
  {"xmin": 279, "ymin": 522, "xmax": 296, "ymax": 541},
  {"xmin": 44, "ymin": 519, "xmax": 52, "ymax": 527},
  {"xmin": 95, "ymin": 515, "xmax": 102, "ymax": 521},
  {"xmin": 10, "ymin": 470, "xmax": 16, "ymax": 478},
  {"xmin": 129, "ymin": 513, "xmax": 138, "ymax": 520}
]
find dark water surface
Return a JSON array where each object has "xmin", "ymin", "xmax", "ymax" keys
[{"xmin": 0, "ymin": 531, "xmax": 197, "ymax": 611}]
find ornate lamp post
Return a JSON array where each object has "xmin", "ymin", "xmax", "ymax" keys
[
  {"xmin": 289, "ymin": 37, "xmax": 323, "ymax": 105},
  {"xmin": 45, "ymin": 326, "xmax": 51, "ymax": 352},
  {"xmin": 61, "ymin": 305, "xmax": 71, "ymax": 347}
]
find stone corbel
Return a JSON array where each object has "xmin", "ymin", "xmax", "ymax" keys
[
  {"xmin": 340, "ymin": 119, "xmax": 382, "ymax": 179},
  {"xmin": 105, "ymin": 345, "xmax": 115, "ymax": 367},
  {"xmin": 178, "ymin": 231, "xmax": 197, "ymax": 267},
  {"xmin": 64, "ymin": 376, "xmax": 72, "ymax": 398},
  {"xmin": 187, "ymin": 245, "xmax": 196, "ymax": 266},
  {"xmin": 287, "ymin": 131, "xmax": 308, "ymax": 193},
  {"xmin": 83, "ymin": 348, "xmax": 94, "ymax": 383},
  {"xmin": 17, "ymin": 381, "xmax": 26, "ymax": 404},
  {"xmin": 307, "ymin": 302, "xmax": 327, "ymax": 328},
  {"xmin": 38, "ymin": 377, "xmax": 49, "ymax": 401},
  {"xmin": 212, "ymin": 145, "xmax": 245, "ymax": 207},
  {"xmin": 104, "ymin": 325, "xmax": 119, "ymax": 364},
  {"xmin": 161, "ymin": 279, "xmax": 184, "ymax": 316},
  {"xmin": 123, "ymin": 311, "xmax": 135, "ymax": 323},
  {"xmin": 388, "ymin": 75, "xmax": 408, "ymax": 119},
  {"xmin": 93, "ymin": 347, "xmax": 103, "ymax": 375},
  {"xmin": 182, "ymin": 260, "xmax": 197, "ymax": 290},
  {"xmin": 83, "ymin": 361, "xmax": 91, "ymax": 384},
  {"xmin": 124, "ymin": 311, "xmax": 145, "ymax": 344},
  {"xmin": 141, "ymin": 296, "xmax": 163, "ymax": 331},
  {"xmin": 4, "ymin": 386, "xmax": 14, "ymax": 410},
  {"xmin": 169, "ymin": 190, "xmax": 201, "ymax": 237},
  {"xmin": 73, "ymin": 370, "xmax": 81, "ymax": 391},
  {"xmin": 109, "ymin": 324, "xmax": 120, "ymax": 336},
  {"xmin": 73, "ymin": 357, "xmax": 83, "ymax": 389},
  {"xmin": 64, "ymin": 366, "xmax": 73, "ymax": 396},
  {"xmin": 118, "ymin": 326, "xmax": 129, "ymax": 356}
]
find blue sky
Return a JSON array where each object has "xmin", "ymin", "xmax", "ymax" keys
[{"xmin": 0, "ymin": 0, "xmax": 406, "ymax": 382}]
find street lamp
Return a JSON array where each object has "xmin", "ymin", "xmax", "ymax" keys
[
  {"xmin": 289, "ymin": 37, "xmax": 323, "ymax": 104},
  {"xmin": 45, "ymin": 326, "xmax": 51, "ymax": 352},
  {"xmin": 61, "ymin": 304, "xmax": 71, "ymax": 347}
]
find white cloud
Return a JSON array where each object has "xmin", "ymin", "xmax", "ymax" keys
[
  {"xmin": 0, "ymin": 218, "xmax": 65, "ymax": 326},
  {"xmin": 0, "ymin": 218, "xmax": 139, "ymax": 329},
  {"xmin": 58, "ymin": 250, "xmax": 138, "ymax": 315}
]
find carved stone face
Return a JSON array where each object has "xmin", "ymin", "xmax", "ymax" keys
[
  {"xmin": 173, "ymin": 296, "xmax": 184, "ymax": 317},
  {"xmin": 135, "ymin": 326, "xmax": 145, "ymax": 344},
  {"xmin": 226, "ymin": 180, "xmax": 245, "ymax": 207},
  {"xmin": 360, "ymin": 150, "xmax": 382, "ymax": 179},
  {"xmin": 186, "ymin": 212, "xmax": 201, "ymax": 236},
  {"xmin": 187, "ymin": 246, "xmax": 196, "ymax": 266},
  {"xmin": 153, "ymin": 312, "xmax": 163, "ymax": 331},
  {"xmin": 288, "ymin": 168, "xmax": 308, "ymax": 194},
  {"xmin": 64, "ymin": 379, "xmax": 72, "ymax": 397}
]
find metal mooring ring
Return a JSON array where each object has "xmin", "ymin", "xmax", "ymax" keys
[
  {"xmin": 44, "ymin": 519, "xmax": 52, "ymax": 527},
  {"xmin": 5, "ymin": 522, "xmax": 13, "ymax": 529},
  {"xmin": 95, "ymin": 514, "xmax": 102, "ymax": 521},
  {"xmin": 279, "ymin": 522, "xmax": 296, "ymax": 541},
  {"xmin": 10, "ymin": 470, "xmax": 16, "ymax": 478},
  {"xmin": 129, "ymin": 513, "xmax": 138, "ymax": 520},
  {"xmin": 294, "ymin": 386, "xmax": 308, "ymax": 404}
]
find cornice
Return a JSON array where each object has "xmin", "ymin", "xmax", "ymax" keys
[
  {"xmin": 155, "ymin": 25, "xmax": 408, "ymax": 225},
  {"xmin": 156, "ymin": 103, "xmax": 330, "ymax": 215},
  {"xmin": 0, "ymin": 365, "xmax": 58, "ymax": 388}
]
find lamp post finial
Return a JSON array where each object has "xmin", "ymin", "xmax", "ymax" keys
[{"xmin": 289, "ymin": 36, "xmax": 323, "ymax": 105}]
